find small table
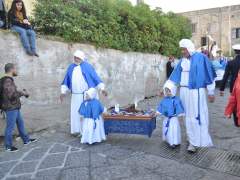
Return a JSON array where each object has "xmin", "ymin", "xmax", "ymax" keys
[{"xmin": 103, "ymin": 114, "xmax": 156, "ymax": 137}]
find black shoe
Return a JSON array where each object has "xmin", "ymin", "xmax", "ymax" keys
[
  {"xmin": 6, "ymin": 146, "xmax": 18, "ymax": 152},
  {"xmin": 24, "ymin": 138, "xmax": 37, "ymax": 145},
  {"xmin": 26, "ymin": 51, "xmax": 34, "ymax": 56},
  {"xmin": 33, "ymin": 53, "xmax": 39, "ymax": 57}
]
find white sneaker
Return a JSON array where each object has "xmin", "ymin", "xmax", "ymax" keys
[{"xmin": 187, "ymin": 144, "xmax": 197, "ymax": 153}]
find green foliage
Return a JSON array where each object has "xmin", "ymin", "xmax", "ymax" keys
[{"xmin": 33, "ymin": 0, "xmax": 192, "ymax": 56}]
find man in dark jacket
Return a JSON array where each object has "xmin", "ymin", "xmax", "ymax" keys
[
  {"xmin": 220, "ymin": 44, "xmax": 240, "ymax": 127},
  {"xmin": 166, "ymin": 56, "xmax": 176, "ymax": 78},
  {"xmin": 0, "ymin": 63, "xmax": 36, "ymax": 152}
]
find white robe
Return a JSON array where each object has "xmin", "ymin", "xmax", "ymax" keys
[
  {"xmin": 61, "ymin": 65, "xmax": 104, "ymax": 134},
  {"xmin": 81, "ymin": 117, "xmax": 106, "ymax": 144},
  {"xmin": 176, "ymin": 58, "xmax": 214, "ymax": 147},
  {"xmin": 162, "ymin": 116, "xmax": 181, "ymax": 146}
]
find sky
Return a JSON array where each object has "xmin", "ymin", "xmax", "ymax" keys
[{"xmin": 129, "ymin": 0, "xmax": 240, "ymax": 13}]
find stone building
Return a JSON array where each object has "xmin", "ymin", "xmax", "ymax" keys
[{"xmin": 180, "ymin": 5, "xmax": 240, "ymax": 55}]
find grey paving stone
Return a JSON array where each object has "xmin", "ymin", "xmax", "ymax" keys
[
  {"xmin": 11, "ymin": 161, "xmax": 38, "ymax": 175},
  {"xmin": 86, "ymin": 143, "xmax": 112, "ymax": 153},
  {"xmin": 91, "ymin": 153, "xmax": 108, "ymax": 168},
  {"xmin": 71, "ymin": 147, "xmax": 82, "ymax": 152},
  {"xmin": 0, "ymin": 161, "xmax": 18, "ymax": 179},
  {"xmin": 60, "ymin": 167, "xmax": 89, "ymax": 180},
  {"xmin": 127, "ymin": 174, "xmax": 175, "ymax": 180},
  {"xmin": 0, "ymin": 151, "xmax": 24, "ymax": 162},
  {"xmin": 65, "ymin": 151, "xmax": 89, "ymax": 168},
  {"xmin": 39, "ymin": 153, "xmax": 65, "ymax": 169},
  {"xmin": 6, "ymin": 175, "xmax": 32, "ymax": 180},
  {"xmin": 35, "ymin": 168, "xmax": 61, "ymax": 179},
  {"xmin": 102, "ymin": 146, "xmax": 134, "ymax": 160},
  {"xmin": 49, "ymin": 144, "xmax": 69, "ymax": 153},
  {"xmin": 23, "ymin": 147, "xmax": 49, "ymax": 161},
  {"xmin": 92, "ymin": 165, "xmax": 133, "ymax": 180}
]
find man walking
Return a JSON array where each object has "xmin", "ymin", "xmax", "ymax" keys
[
  {"xmin": 0, "ymin": 63, "xmax": 36, "ymax": 152},
  {"xmin": 220, "ymin": 44, "xmax": 240, "ymax": 127},
  {"xmin": 168, "ymin": 39, "xmax": 216, "ymax": 152},
  {"xmin": 60, "ymin": 50, "xmax": 107, "ymax": 136}
]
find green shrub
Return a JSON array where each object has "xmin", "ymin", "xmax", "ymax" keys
[{"xmin": 33, "ymin": 0, "xmax": 191, "ymax": 56}]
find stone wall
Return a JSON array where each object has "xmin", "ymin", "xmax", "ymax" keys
[
  {"xmin": 180, "ymin": 5, "xmax": 240, "ymax": 55},
  {"xmin": 0, "ymin": 31, "xmax": 167, "ymax": 135}
]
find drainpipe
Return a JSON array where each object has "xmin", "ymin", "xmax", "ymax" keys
[{"xmin": 228, "ymin": 6, "xmax": 232, "ymax": 56}]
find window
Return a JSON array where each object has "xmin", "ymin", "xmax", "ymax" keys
[
  {"xmin": 236, "ymin": 28, "xmax": 240, "ymax": 39},
  {"xmin": 201, "ymin": 37, "xmax": 207, "ymax": 46},
  {"xmin": 232, "ymin": 28, "xmax": 240, "ymax": 39},
  {"xmin": 191, "ymin": 23, "xmax": 197, "ymax": 33}
]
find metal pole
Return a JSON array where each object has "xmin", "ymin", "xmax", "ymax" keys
[{"xmin": 228, "ymin": 6, "xmax": 232, "ymax": 57}]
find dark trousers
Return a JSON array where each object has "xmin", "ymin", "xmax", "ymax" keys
[{"xmin": 233, "ymin": 111, "xmax": 240, "ymax": 127}]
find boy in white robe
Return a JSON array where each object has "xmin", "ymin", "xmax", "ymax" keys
[
  {"xmin": 157, "ymin": 81, "xmax": 184, "ymax": 148},
  {"xmin": 79, "ymin": 88, "xmax": 106, "ymax": 144}
]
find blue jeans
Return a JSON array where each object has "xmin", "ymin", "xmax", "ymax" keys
[
  {"xmin": 11, "ymin": 25, "xmax": 36, "ymax": 53},
  {"xmin": 4, "ymin": 109, "xmax": 30, "ymax": 149},
  {"xmin": 0, "ymin": 20, "xmax": 4, "ymax": 28}
]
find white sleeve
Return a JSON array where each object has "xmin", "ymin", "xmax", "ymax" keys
[
  {"xmin": 61, "ymin": 85, "xmax": 70, "ymax": 94},
  {"xmin": 207, "ymin": 81, "xmax": 215, "ymax": 95},
  {"xmin": 97, "ymin": 83, "xmax": 105, "ymax": 91}
]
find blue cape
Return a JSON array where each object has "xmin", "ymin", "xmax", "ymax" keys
[
  {"xmin": 79, "ymin": 99, "xmax": 104, "ymax": 120},
  {"xmin": 61, "ymin": 62, "xmax": 103, "ymax": 91},
  {"xmin": 169, "ymin": 52, "xmax": 216, "ymax": 89},
  {"xmin": 157, "ymin": 96, "xmax": 184, "ymax": 117}
]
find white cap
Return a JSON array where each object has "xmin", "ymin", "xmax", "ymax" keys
[
  {"xmin": 85, "ymin": 88, "xmax": 97, "ymax": 99},
  {"xmin": 163, "ymin": 80, "xmax": 177, "ymax": 96},
  {"xmin": 74, "ymin": 50, "xmax": 85, "ymax": 60},
  {"xmin": 232, "ymin": 44, "xmax": 240, "ymax": 50},
  {"xmin": 179, "ymin": 39, "xmax": 196, "ymax": 55}
]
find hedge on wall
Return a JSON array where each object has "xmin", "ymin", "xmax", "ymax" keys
[{"xmin": 33, "ymin": 0, "xmax": 192, "ymax": 56}]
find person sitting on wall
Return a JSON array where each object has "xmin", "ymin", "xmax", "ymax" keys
[
  {"xmin": 8, "ymin": 0, "xmax": 39, "ymax": 57},
  {"xmin": 0, "ymin": 0, "xmax": 6, "ymax": 28}
]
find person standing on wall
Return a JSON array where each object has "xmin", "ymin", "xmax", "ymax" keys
[
  {"xmin": 220, "ymin": 44, "xmax": 240, "ymax": 127},
  {"xmin": 8, "ymin": 0, "xmax": 39, "ymax": 57},
  {"xmin": 0, "ymin": 0, "xmax": 6, "ymax": 28}
]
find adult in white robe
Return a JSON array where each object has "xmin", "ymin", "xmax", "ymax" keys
[
  {"xmin": 60, "ymin": 50, "xmax": 107, "ymax": 135},
  {"xmin": 168, "ymin": 39, "xmax": 216, "ymax": 152}
]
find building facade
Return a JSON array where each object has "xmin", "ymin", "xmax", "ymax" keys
[{"xmin": 180, "ymin": 5, "xmax": 240, "ymax": 55}]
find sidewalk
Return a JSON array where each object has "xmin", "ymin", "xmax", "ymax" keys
[{"xmin": 1, "ymin": 92, "xmax": 240, "ymax": 180}]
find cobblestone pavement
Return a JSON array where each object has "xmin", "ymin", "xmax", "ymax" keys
[{"xmin": 1, "ymin": 92, "xmax": 240, "ymax": 180}]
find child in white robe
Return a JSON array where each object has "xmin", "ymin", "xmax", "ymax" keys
[
  {"xmin": 79, "ymin": 88, "xmax": 106, "ymax": 144},
  {"xmin": 157, "ymin": 81, "xmax": 184, "ymax": 148}
]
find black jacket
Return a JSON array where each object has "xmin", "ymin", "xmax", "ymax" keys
[
  {"xmin": 220, "ymin": 55, "xmax": 240, "ymax": 93},
  {"xmin": 166, "ymin": 61, "xmax": 174, "ymax": 79},
  {"xmin": 8, "ymin": 10, "xmax": 31, "ymax": 29}
]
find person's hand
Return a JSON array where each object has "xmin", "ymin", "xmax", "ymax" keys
[
  {"xmin": 220, "ymin": 91, "xmax": 224, "ymax": 96},
  {"xmin": 60, "ymin": 94, "xmax": 66, "ymax": 103},
  {"xmin": 225, "ymin": 115, "xmax": 231, "ymax": 119},
  {"xmin": 101, "ymin": 90, "xmax": 108, "ymax": 97},
  {"xmin": 208, "ymin": 95, "xmax": 215, "ymax": 103},
  {"xmin": 22, "ymin": 89, "xmax": 29, "ymax": 98},
  {"xmin": 23, "ymin": 19, "xmax": 31, "ymax": 25},
  {"xmin": 158, "ymin": 90, "xmax": 164, "ymax": 97}
]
